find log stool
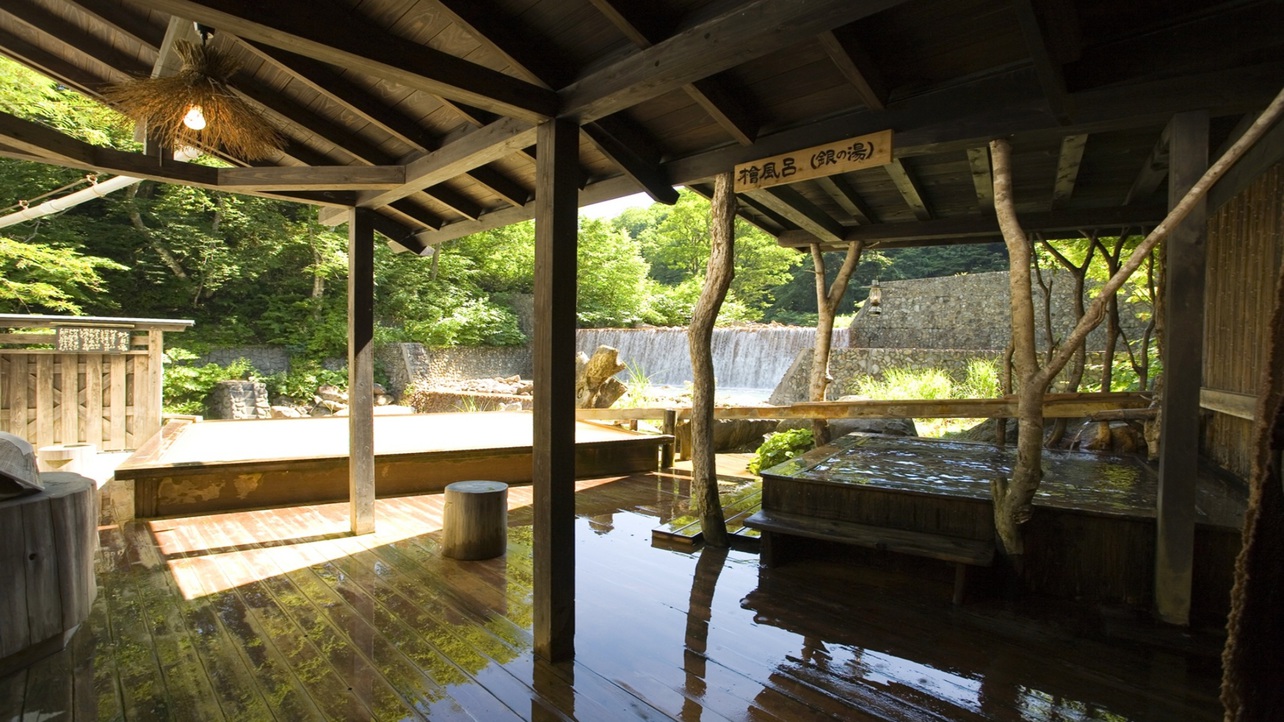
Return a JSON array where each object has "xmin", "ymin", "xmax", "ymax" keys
[
  {"xmin": 0, "ymin": 473, "xmax": 98, "ymax": 676},
  {"xmin": 442, "ymin": 480, "xmax": 508, "ymax": 560}
]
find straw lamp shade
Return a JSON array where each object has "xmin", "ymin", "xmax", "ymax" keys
[{"xmin": 105, "ymin": 41, "xmax": 282, "ymax": 160}]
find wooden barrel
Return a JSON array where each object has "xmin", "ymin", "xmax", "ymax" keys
[
  {"xmin": 442, "ymin": 480, "xmax": 508, "ymax": 560},
  {"xmin": 0, "ymin": 472, "xmax": 98, "ymax": 676}
]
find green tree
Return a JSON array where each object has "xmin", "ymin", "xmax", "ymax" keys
[{"xmin": 0, "ymin": 235, "xmax": 125, "ymax": 313}]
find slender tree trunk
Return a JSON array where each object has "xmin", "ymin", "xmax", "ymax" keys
[
  {"xmin": 984, "ymin": 85, "xmax": 1284, "ymax": 561},
  {"xmin": 688, "ymin": 172, "xmax": 735, "ymax": 548},
  {"xmin": 124, "ymin": 183, "xmax": 188, "ymax": 281},
  {"xmin": 808, "ymin": 241, "xmax": 863, "ymax": 444},
  {"xmin": 1041, "ymin": 236, "xmax": 1095, "ymax": 446}
]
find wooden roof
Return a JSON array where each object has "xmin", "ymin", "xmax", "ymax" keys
[{"xmin": 0, "ymin": 0, "xmax": 1280, "ymax": 252}]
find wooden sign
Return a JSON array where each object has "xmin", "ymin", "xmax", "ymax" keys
[
  {"xmin": 56, "ymin": 326, "xmax": 132, "ymax": 353},
  {"xmin": 734, "ymin": 129, "xmax": 893, "ymax": 192}
]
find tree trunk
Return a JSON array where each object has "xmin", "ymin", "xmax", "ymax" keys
[
  {"xmin": 687, "ymin": 172, "xmax": 735, "ymax": 548},
  {"xmin": 1041, "ymin": 236, "xmax": 1095, "ymax": 446},
  {"xmin": 808, "ymin": 242, "xmax": 863, "ymax": 444},
  {"xmin": 124, "ymin": 183, "xmax": 188, "ymax": 281},
  {"xmin": 984, "ymin": 86, "xmax": 1284, "ymax": 561}
]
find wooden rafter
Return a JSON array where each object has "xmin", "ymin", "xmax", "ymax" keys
[
  {"xmin": 1051, "ymin": 133, "xmax": 1087, "ymax": 209},
  {"xmin": 433, "ymin": 0, "xmax": 676, "ymax": 202},
  {"xmin": 745, "ymin": 186, "xmax": 846, "ymax": 244},
  {"xmin": 1124, "ymin": 126, "xmax": 1171, "ymax": 205},
  {"xmin": 560, "ymin": 0, "xmax": 906, "ymax": 124},
  {"xmin": 965, "ymin": 147, "xmax": 994, "ymax": 212},
  {"xmin": 776, "ymin": 205, "xmax": 1167, "ymax": 248},
  {"xmin": 125, "ymin": 0, "xmax": 557, "ymax": 122},
  {"xmin": 687, "ymin": 182, "xmax": 785, "ymax": 236},
  {"xmin": 818, "ymin": 29, "xmax": 887, "ymax": 111},
  {"xmin": 63, "ymin": 0, "xmax": 164, "ymax": 50},
  {"xmin": 884, "ymin": 158, "xmax": 931, "ymax": 220},
  {"xmin": 0, "ymin": 25, "xmax": 110, "ymax": 99},
  {"xmin": 815, "ymin": 175, "xmax": 876, "ymax": 225},
  {"xmin": 587, "ymin": 0, "xmax": 758, "ymax": 145},
  {"xmin": 1012, "ymin": 0, "xmax": 1072, "ymax": 121},
  {"xmin": 0, "ymin": 1, "xmax": 151, "ymax": 79}
]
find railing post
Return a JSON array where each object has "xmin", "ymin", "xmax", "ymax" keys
[{"xmin": 661, "ymin": 408, "xmax": 677, "ymax": 467}]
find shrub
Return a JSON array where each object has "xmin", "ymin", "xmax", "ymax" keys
[
  {"xmin": 262, "ymin": 361, "xmax": 348, "ymax": 402},
  {"xmin": 748, "ymin": 428, "xmax": 814, "ymax": 475},
  {"xmin": 162, "ymin": 349, "xmax": 256, "ymax": 415}
]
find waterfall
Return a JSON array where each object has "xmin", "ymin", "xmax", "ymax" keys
[{"xmin": 576, "ymin": 326, "xmax": 847, "ymax": 389}]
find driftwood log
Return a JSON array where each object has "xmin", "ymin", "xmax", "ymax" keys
[
  {"xmin": 0, "ymin": 472, "xmax": 98, "ymax": 676},
  {"xmin": 575, "ymin": 345, "xmax": 627, "ymax": 409},
  {"xmin": 442, "ymin": 480, "xmax": 508, "ymax": 561},
  {"xmin": 0, "ymin": 431, "xmax": 42, "ymax": 497}
]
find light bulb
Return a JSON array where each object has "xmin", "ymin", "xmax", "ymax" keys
[{"xmin": 182, "ymin": 104, "xmax": 206, "ymax": 131}]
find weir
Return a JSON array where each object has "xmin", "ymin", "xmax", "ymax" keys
[{"xmin": 576, "ymin": 326, "xmax": 847, "ymax": 389}]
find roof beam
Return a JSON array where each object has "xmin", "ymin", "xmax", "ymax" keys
[
  {"xmin": 422, "ymin": 184, "xmax": 484, "ymax": 222},
  {"xmin": 355, "ymin": 118, "xmax": 538, "ymax": 209},
  {"xmin": 561, "ymin": 0, "xmax": 906, "ymax": 124},
  {"xmin": 1051, "ymin": 133, "xmax": 1087, "ymax": 209},
  {"xmin": 0, "ymin": 110, "xmax": 357, "ymax": 205},
  {"xmin": 126, "ymin": 0, "xmax": 557, "ymax": 122},
  {"xmin": 818, "ymin": 29, "xmax": 887, "ymax": 111},
  {"xmin": 776, "ymin": 205, "xmax": 1167, "ymax": 248},
  {"xmin": 743, "ymin": 186, "xmax": 846, "ymax": 244},
  {"xmin": 588, "ymin": 0, "xmax": 758, "ymax": 145},
  {"xmin": 965, "ymin": 147, "xmax": 994, "ymax": 212},
  {"xmin": 63, "ymin": 0, "xmax": 166, "ymax": 50},
  {"xmin": 687, "ymin": 182, "xmax": 785, "ymax": 236},
  {"xmin": 884, "ymin": 159, "xmax": 932, "ymax": 220},
  {"xmin": 217, "ymin": 165, "xmax": 404, "ymax": 191},
  {"xmin": 0, "ymin": 25, "xmax": 111, "ymax": 98}
]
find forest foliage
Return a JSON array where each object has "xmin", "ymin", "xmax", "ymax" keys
[{"xmin": 0, "ymin": 56, "xmax": 1008, "ymax": 366}]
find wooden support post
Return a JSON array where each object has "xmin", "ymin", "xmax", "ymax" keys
[
  {"xmin": 661, "ymin": 408, "xmax": 677, "ymax": 467},
  {"xmin": 348, "ymin": 207, "xmax": 376, "ymax": 536},
  {"xmin": 532, "ymin": 117, "xmax": 578, "ymax": 662},
  {"xmin": 1155, "ymin": 111, "xmax": 1208, "ymax": 626}
]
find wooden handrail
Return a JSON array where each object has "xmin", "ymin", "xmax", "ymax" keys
[{"xmin": 575, "ymin": 392, "xmax": 1152, "ymax": 422}]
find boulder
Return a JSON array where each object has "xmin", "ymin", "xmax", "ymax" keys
[{"xmin": 204, "ymin": 380, "xmax": 271, "ymax": 420}]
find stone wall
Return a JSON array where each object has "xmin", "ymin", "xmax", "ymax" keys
[
  {"xmin": 850, "ymin": 270, "xmax": 1151, "ymax": 350},
  {"xmin": 376, "ymin": 343, "xmax": 531, "ymax": 397},
  {"xmin": 199, "ymin": 346, "xmax": 293, "ymax": 375}
]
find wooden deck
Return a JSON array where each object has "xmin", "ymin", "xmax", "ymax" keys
[{"xmin": 3, "ymin": 459, "xmax": 1226, "ymax": 721}]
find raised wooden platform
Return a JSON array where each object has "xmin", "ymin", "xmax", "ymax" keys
[
  {"xmin": 759, "ymin": 433, "xmax": 1247, "ymax": 621},
  {"xmin": 114, "ymin": 412, "xmax": 667, "ymax": 518}
]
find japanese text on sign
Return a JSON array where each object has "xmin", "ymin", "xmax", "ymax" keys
[
  {"xmin": 56, "ymin": 327, "xmax": 132, "ymax": 353},
  {"xmin": 733, "ymin": 129, "xmax": 892, "ymax": 192}
]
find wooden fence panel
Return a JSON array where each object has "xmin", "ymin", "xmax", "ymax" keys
[{"xmin": 84, "ymin": 355, "xmax": 103, "ymax": 448}]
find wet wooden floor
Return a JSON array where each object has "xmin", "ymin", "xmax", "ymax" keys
[{"xmin": 2, "ymin": 457, "xmax": 1225, "ymax": 720}]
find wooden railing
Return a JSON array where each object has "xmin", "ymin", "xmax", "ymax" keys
[
  {"xmin": 575, "ymin": 391, "xmax": 1153, "ymax": 422},
  {"xmin": 0, "ymin": 315, "xmax": 192, "ymax": 452}
]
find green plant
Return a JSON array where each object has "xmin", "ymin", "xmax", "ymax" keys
[
  {"xmin": 748, "ymin": 428, "xmax": 814, "ymax": 475},
  {"xmin": 162, "ymin": 349, "xmax": 257, "ymax": 415},
  {"xmin": 262, "ymin": 361, "xmax": 348, "ymax": 401},
  {"xmin": 961, "ymin": 358, "xmax": 1001, "ymax": 398}
]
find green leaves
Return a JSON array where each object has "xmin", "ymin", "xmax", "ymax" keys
[
  {"xmin": 748, "ymin": 428, "xmax": 815, "ymax": 475},
  {"xmin": 0, "ymin": 236, "xmax": 126, "ymax": 314}
]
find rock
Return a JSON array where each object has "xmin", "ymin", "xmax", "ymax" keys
[
  {"xmin": 372, "ymin": 382, "xmax": 386, "ymax": 396},
  {"xmin": 270, "ymin": 405, "xmax": 303, "ymax": 419},
  {"xmin": 317, "ymin": 385, "xmax": 348, "ymax": 404},
  {"xmin": 591, "ymin": 377, "xmax": 628, "ymax": 409},
  {"xmin": 204, "ymin": 380, "xmax": 271, "ymax": 420},
  {"xmin": 0, "ymin": 431, "xmax": 41, "ymax": 497},
  {"xmin": 576, "ymin": 346, "xmax": 629, "ymax": 409},
  {"xmin": 829, "ymin": 417, "xmax": 919, "ymax": 437},
  {"xmin": 310, "ymin": 404, "xmax": 334, "ymax": 417},
  {"xmin": 375, "ymin": 394, "xmax": 393, "ymax": 406}
]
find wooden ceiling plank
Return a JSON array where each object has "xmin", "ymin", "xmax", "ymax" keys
[
  {"xmin": 126, "ymin": 0, "xmax": 557, "ymax": 122},
  {"xmin": 242, "ymin": 41, "xmax": 439, "ymax": 152},
  {"xmin": 883, "ymin": 158, "xmax": 932, "ymax": 220},
  {"xmin": 965, "ymin": 147, "xmax": 994, "ymax": 212},
  {"xmin": 356, "ymin": 117, "xmax": 538, "ymax": 209},
  {"xmin": 584, "ymin": 0, "xmax": 671, "ymax": 48},
  {"xmin": 63, "ymin": 0, "xmax": 167, "ymax": 50},
  {"xmin": 817, "ymin": 29, "xmax": 886, "ymax": 111},
  {"xmin": 745, "ymin": 186, "xmax": 846, "ymax": 244},
  {"xmin": 581, "ymin": 123, "xmax": 677, "ymax": 205},
  {"xmin": 815, "ymin": 175, "xmax": 876, "ymax": 225},
  {"xmin": 561, "ymin": 0, "xmax": 906, "ymax": 124},
  {"xmin": 2, "ymin": 1, "xmax": 153, "ymax": 78},
  {"xmin": 1011, "ymin": 0, "xmax": 1071, "ymax": 121},
  {"xmin": 1051, "ymin": 133, "xmax": 1087, "ymax": 209},
  {"xmin": 388, "ymin": 199, "xmax": 444, "ymax": 231},
  {"xmin": 687, "ymin": 182, "xmax": 785, "ymax": 236},
  {"xmin": 775, "ymin": 204, "xmax": 1167, "ymax": 247}
]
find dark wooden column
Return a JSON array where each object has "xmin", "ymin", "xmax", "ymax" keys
[
  {"xmin": 532, "ymin": 117, "xmax": 579, "ymax": 661},
  {"xmin": 1155, "ymin": 111, "xmax": 1208, "ymax": 625},
  {"xmin": 348, "ymin": 207, "xmax": 376, "ymax": 535}
]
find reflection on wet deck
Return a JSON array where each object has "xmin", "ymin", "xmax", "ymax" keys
[{"xmin": 2, "ymin": 458, "xmax": 1225, "ymax": 720}]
